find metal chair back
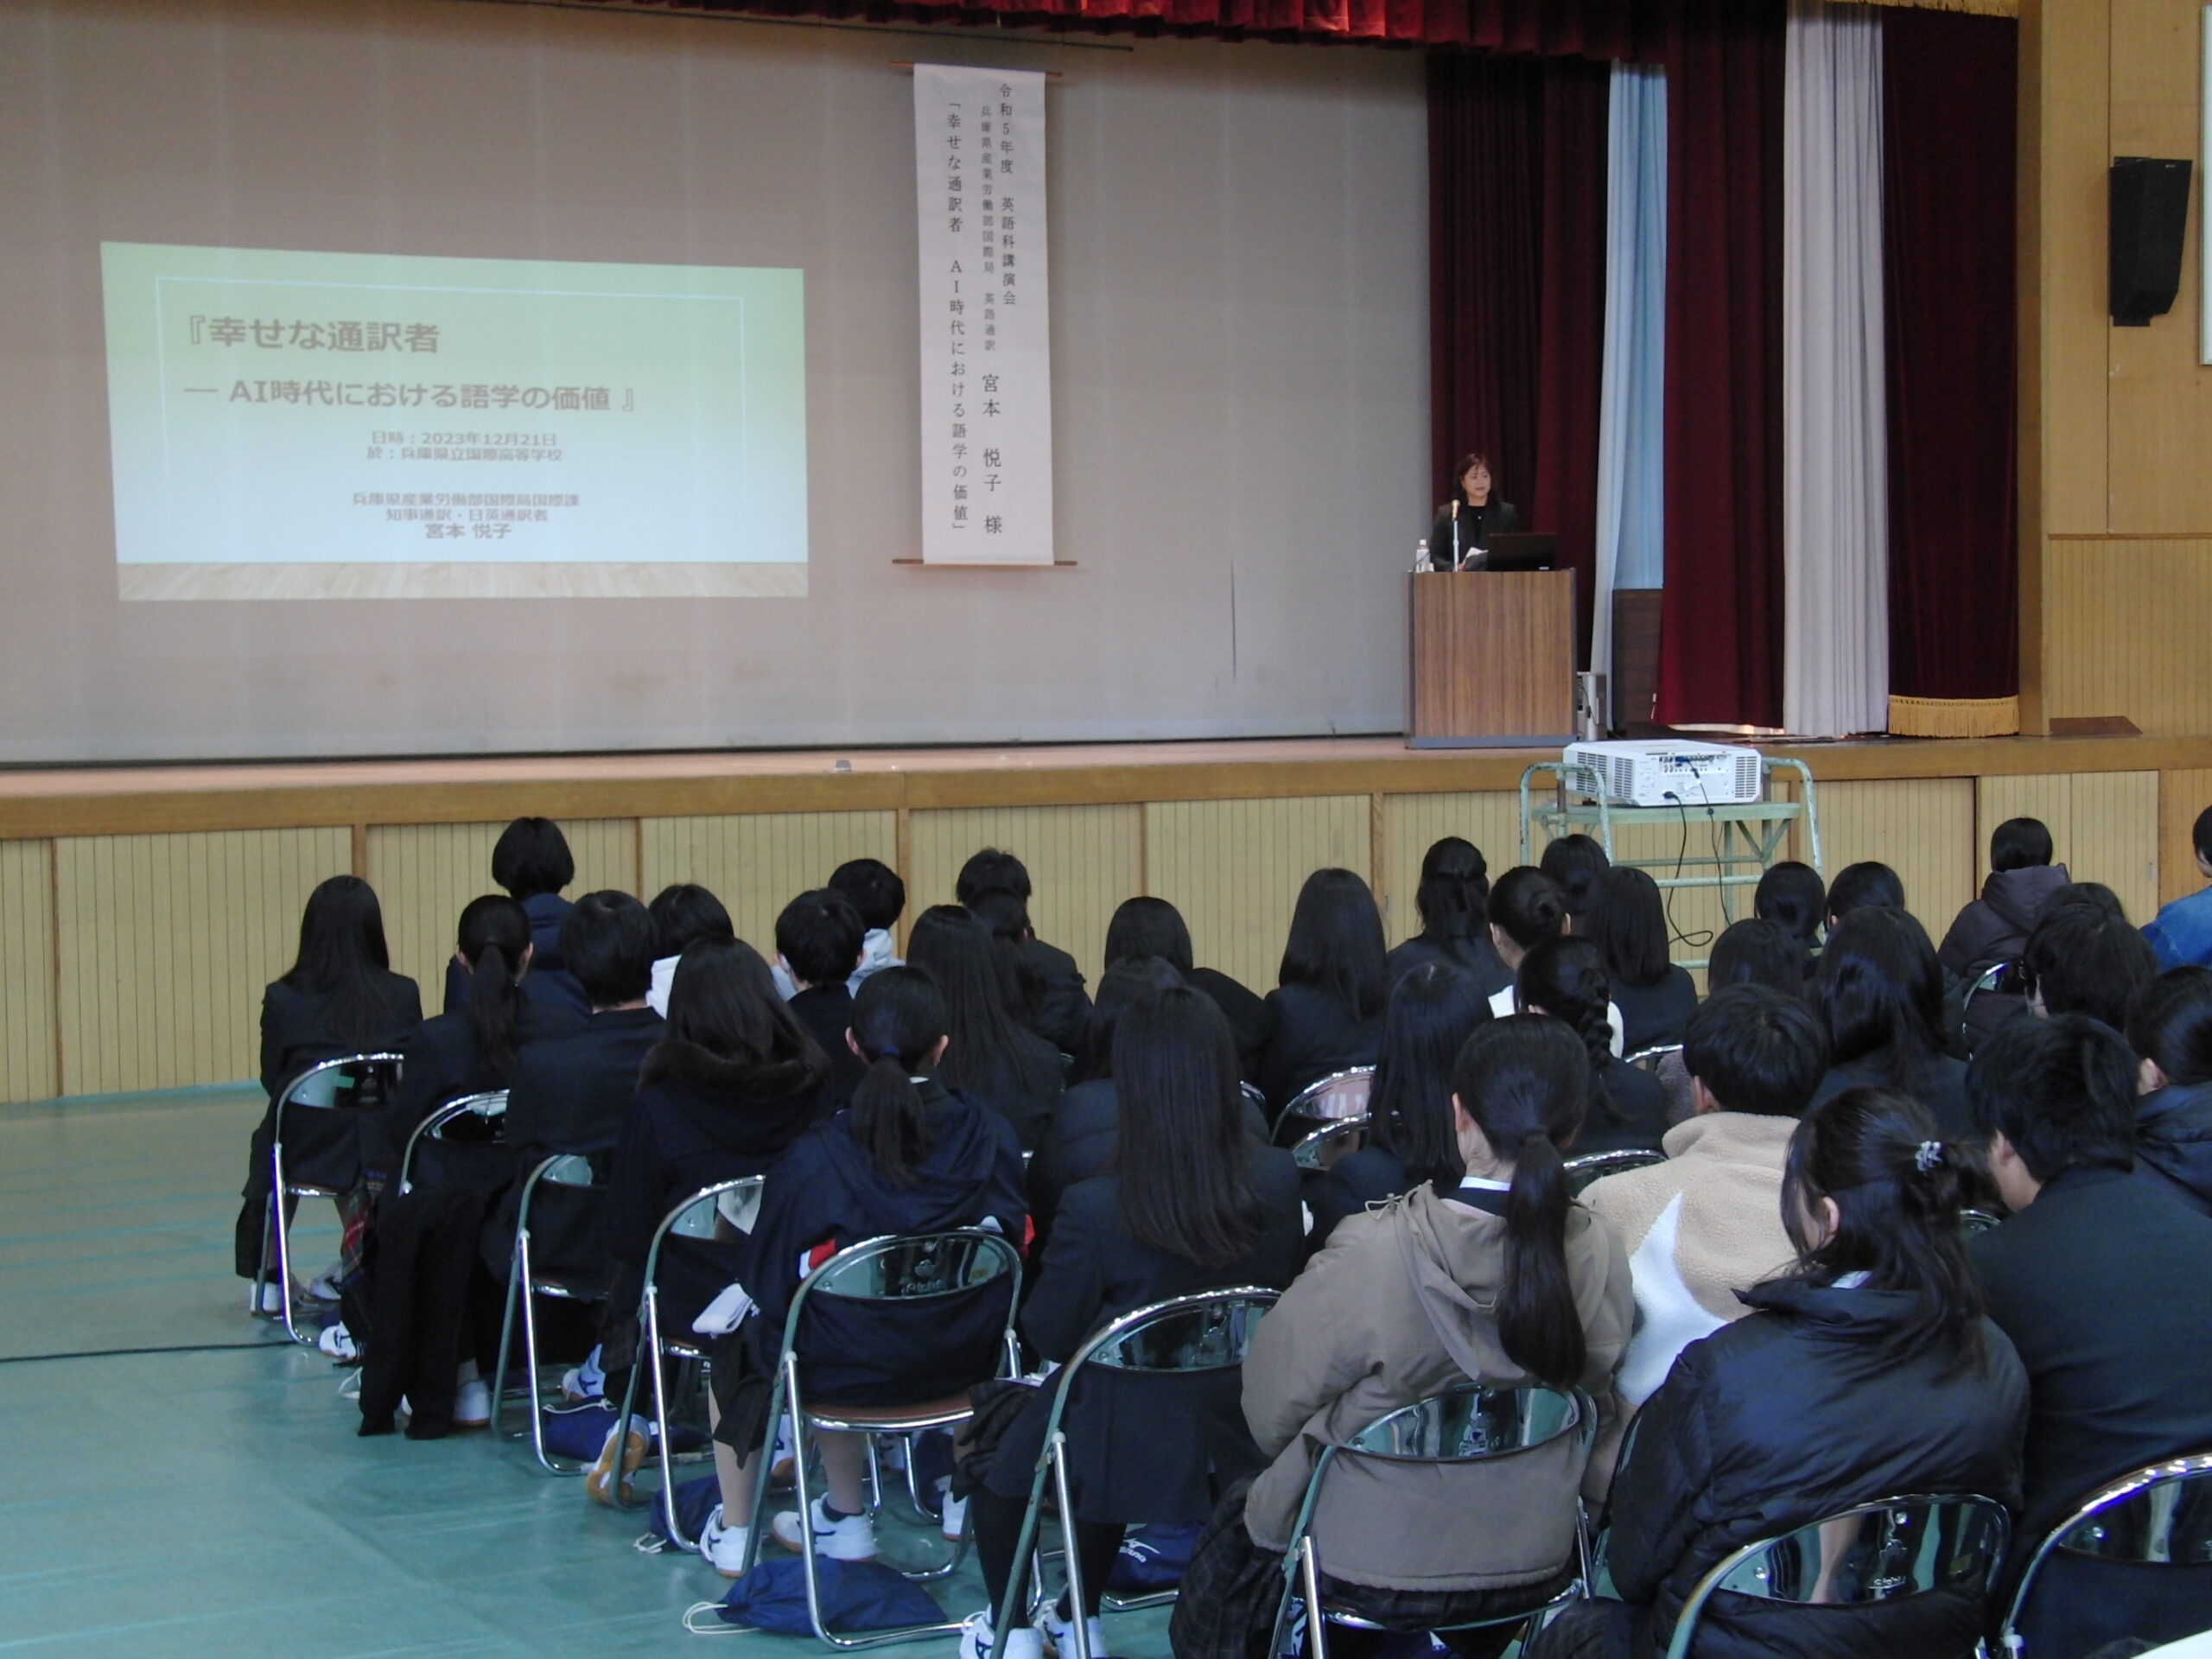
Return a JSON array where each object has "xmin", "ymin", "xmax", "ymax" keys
[
  {"xmin": 1274, "ymin": 1067, "xmax": 1376, "ymax": 1147},
  {"xmin": 1274, "ymin": 1383, "xmax": 1598, "ymax": 1659},
  {"xmin": 1958, "ymin": 1207, "xmax": 2004, "ymax": 1237},
  {"xmin": 1566, "ymin": 1148, "xmax": 1668, "ymax": 1193},
  {"xmin": 396, "ymin": 1089, "xmax": 507, "ymax": 1194},
  {"xmin": 1662, "ymin": 1493, "xmax": 2011, "ymax": 1659},
  {"xmin": 1625, "ymin": 1044, "xmax": 1683, "ymax": 1075},
  {"xmin": 993, "ymin": 1287, "xmax": 1282, "ymax": 1659},
  {"xmin": 251, "ymin": 1051, "xmax": 405, "ymax": 1344},
  {"xmin": 1241, "ymin": 1080, "xmax": 1269, "ymax": 1115},
  {"xmin": 2003, "ymin": 1454, "xmax": 2212, "ymax": 1649},
  {"xmin": 489, "ymin": 1152, "xmax": 613, "ymax": 1473},
  {"xmin": 1291, "ymin": 1116, "xmax": 1370, "ymax": 1172}
]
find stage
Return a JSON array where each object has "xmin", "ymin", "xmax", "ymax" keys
[{"xmin": 3, "ymin": 729, "xmax": 2208, "ymax": 1103}]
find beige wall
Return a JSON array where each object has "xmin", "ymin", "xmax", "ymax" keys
[{"xmin": 2023, "ymin": 0, "xmax": 2212, "ymax": 731}]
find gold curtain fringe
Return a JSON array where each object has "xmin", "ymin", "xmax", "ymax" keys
[
  {"xmin": 1850, "ymin": 0, "xmax": 2017, "ymax": 15},
  {"xmin": 1886, "ymin": 694, "xmax": 2022, "ymax": 738}
]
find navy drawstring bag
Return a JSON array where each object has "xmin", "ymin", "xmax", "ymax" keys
[{"xmin": 683, "ymin": 1558, "xmax": 944, "ymax": 1636}]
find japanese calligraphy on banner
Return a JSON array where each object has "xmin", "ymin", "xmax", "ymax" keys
[{"xmin": 914, "ymin": 65, "xmax": 1053, "ymax": 565}]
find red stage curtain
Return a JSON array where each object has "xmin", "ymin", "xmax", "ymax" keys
[
  {"xmin": 567, "ymin": 0, "xmax": 1668, "ymax": 51},
  {"xmin": 1883, "ymin": 9, "xmax": 2018, "ymax": 707},
  {"xmin": 1654, "ymin": 0, "xmax": 1785, "ymax": 729},
  {"xmin": 1428, "ymin": 54, "xmax": 1610, "ymax": 660}
]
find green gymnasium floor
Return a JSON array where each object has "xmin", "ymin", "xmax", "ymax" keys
[{"xmin": 0, "ymin": 1085, "xmax": 1173, "ymax": 1658}]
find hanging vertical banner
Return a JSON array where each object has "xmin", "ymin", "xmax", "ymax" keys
[{"xmin": 914, "ymin": 65, "xmax": 1054, "ymax": 565}]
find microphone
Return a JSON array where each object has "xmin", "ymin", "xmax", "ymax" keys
[{"xmin": 1450, "ymin": 500, "xmax": 1460, "ymax": 571}]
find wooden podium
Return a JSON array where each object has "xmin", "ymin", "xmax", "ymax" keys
[{"xmin": 1407, "ymin": 569, "xmax": 1576, "ymax": 748}]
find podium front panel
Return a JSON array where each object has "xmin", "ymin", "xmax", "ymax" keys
[{"xmin": 1407, "ymin": 569, "xmax": 1575, "ymax": 747}]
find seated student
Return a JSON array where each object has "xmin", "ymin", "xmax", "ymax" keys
[
  {"xmin": 1939, "ymin": 816, "xmax": 2069, "ymax": 996},
  {"xmin": 1540, "ymin": 832, "xmax": 1611, "ymax": 936},
  {"xmin": 1257, "ymin": 868, "xmax": 1390, "ymax": 1114},
  {"xmin": 1174, "ymin": 1014, "xmax": 1633, "ymax": 1659},
  {"xmin": 1752, "ymin": 859, "xmax": 1826, "ymax": 976},
  {"xmin": 828, "ymin": 856, "xmax": 906, "ymax": 993},
  {"xmin": 962, "ymin": 988, "xmax": 1304, "ymax": 1659},
  {"xmin": 1824, "ymin": 859, "xmax": 1905, "ymax": 929},
  {"xmin": 1808, "ymin": 906, "xmax": 1973, "ymax": 1137},
  {"xmin": 1103, "ymin": 896, "xmax": 1270, "ymax": 1083},
  {"xmin": 1028, "ymin": 956, "xmax": 1190, "ymax": 1250},
  {"xmin": 1385, "ymin": 836, "xmax": 1513, "ymax": 998},
  {"xmin": 774, "ymin": 889, "xmax": 869, "ymax": 1112},
  {"xmin": 645, "ymin": 883, "xmax": 734, "ymax": 1018},
  {"xmin": 1589, "ymin": 866, "xmax": 1698, "ymax": 1052},
  {"xmin": 443, "ymin": 817, "xmax": 588, "ymax": 1020},
  {"xmin": 959, "ymin": 848, "xmax": 1092, "ymax": 1056},
  {"xmin": 2024, "ymin": 897, "xmax": 2161, "ymax": 1033},
  {"xmin": 1578, "ymin": 985, "xmax": 1828, "ymax": 1406},
  {"xmin": 906, "ymin": 906, "xmax": 1065, "ymax": 1150},
  {"xmin": 2127, "ymin": 967, "xmax": 2212, "ymax": 1215},
  {"xmin": 1529, "ymin": 1088, "xmax": 2027, "ymax": 1659},
  {"xmin": 1486, "ymin": 868, "xmax": 1625, "ymax": 1053},
  {"xmin": 1969, "ymin": 1014, "xmax": 2212, "ymax": 1656},
  {"xmin": 2147, "ymin": 804, "xmax": 2212, "ymax": 969},
  {"xmin": 696, "ymin": 967, "xmax": 1027, "ymax": 1574},
  {"xmin": 236, "ymin": 874, "xmax": 423, "ymax": 1294},
  {"xmin": 1305, "ymin": 961, "xmax": 1486, "ymax": 1249},
  {"xmin": 969, "ymin": 888, "xmax": 1058, "ymax": 1045},
  {"xmin": 1516, "ymin": 938, "xmax": 1667, "ymax": 1154},
  {"xmin": 1647, "ymin": 918, "xmax": 1811, "ymax": 1126},
  {"xmin": 588, "ymin": 938, "xmax": 830, "ymax": 1507}
]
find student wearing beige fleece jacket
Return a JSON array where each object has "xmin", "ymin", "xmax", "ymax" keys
[{"xmin": 1579, "ymin": 985, "xmax": 1829, "ymax": 1405}]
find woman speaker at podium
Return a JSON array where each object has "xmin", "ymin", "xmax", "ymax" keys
[{"xmin": 1428, "ymin": 452, "xmax": 1519, "ymax": 569}]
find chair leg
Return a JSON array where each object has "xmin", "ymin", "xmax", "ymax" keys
[
  {"xmin": 489, "ymin": 1237, "xmax": 524, "ymax": 1438},
  {"xmin": 517, "ymin": 1233, "xmax": 562, "ymax": 1474},
  {"xmin": 249, "ymin": 1166, "xmax": 276, "ymax": 1314},
  {"xmin": 1301, "ymin": 1537, "xmax": 1330, "ymax": 1659},
  {"xmin": 739, "ymin": 1360, "xmax": 792, "ymax": 1578},
  {"xmin": 1053, "ymin": 1437, "xmax": 1093, "ymax": 1659},
  {"xmin": 644, "ymin": 1294, "xmax": 695, "ymax": 1544},
  {"xmin": 270, "ymin": 1143, "xmax": 302, "ymax": 1344},
  {"xmin": 995, "ymin": 1440, "xmax": 1059, "ymax": 1653}
]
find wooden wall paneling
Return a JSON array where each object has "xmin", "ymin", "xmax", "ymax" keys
[
  {"xmin": 2159, "ymin": 769, "xmax": 2212, "ymax": 906},
  {"xmin": 639, "ymin": 812, "xmax": 899, "ymax": 959},
  {"xmin": 0, "ymin": 840, "xmax": 60, "ymax": 1103},
  {"xmin": 54, "ymin": 829, "xmax": 350, "ymax": 1096},
  {"xmin": 906, "ymin": 805, "xmax": 1143, "ymax": 986},
  {"xmin": 1795, "ymin": 779, "xmax": 1977, "ymax": 941},
  {"xmin": 2044, "ymin": 541, "xmax": 2212, "ymax": 731},
  {"xmin": 1378, "ymin": 791, "xmax": 1525, "ymax": 947},
  {"xmin": 365, "ymin": 818, "xmax": 639, "ymax": 1007},
  {"xmin": 1144, "ymin": 797, "xmax": 1371, "ymax": 995},
  {"xmin": 1978, "ymin": 770, "xmax": 2159, "ymax": 921}
]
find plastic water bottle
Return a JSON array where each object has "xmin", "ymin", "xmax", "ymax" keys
[{"xmin": 1414, "ymin": 538, "xmax": 1432, "ymax": 574}]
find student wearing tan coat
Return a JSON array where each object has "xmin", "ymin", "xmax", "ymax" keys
[{"xmin": 1580, "ymin": 985, "xmax": 1829, "ymax": 1405}]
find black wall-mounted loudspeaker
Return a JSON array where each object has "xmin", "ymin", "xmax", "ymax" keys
[{"xmin": 2110, "ymin": 156, "xmax": 2193, "ymax": 327}]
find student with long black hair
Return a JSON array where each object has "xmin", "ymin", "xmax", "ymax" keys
[
  {"xmin": 1589, "ymin": 867, "xmax": 1698, "ymax": 1052},
  {"xmin": 645, "ymin": 882, "xmax": 734, "ymax": 1017},
  {"xmin": 1540, "ymin": 834, "xmax": 1611, "ymax": 935},
  {"xmin": 961, "ymin": 988, "xmax": 1304, "ymax": 1659},
  {"xmin": 1808, "ymin": 907, "xmax": 1972, "ymax": 1135},
  {"xmin": 1517, "ymin": 937, "xmax": 1667, "ymax": 1154},
  {"xmin": 587, "ymin": 938, "xmax": 832, "ymax": 1507},
  {"xmin": 1486, "ymin": 869, "xmax": 1627, "ymax": 1052},
  {"xmin": 443, "ymin": 816, "xmax": 588, "ymax": 1019},
  {"xmin": 1305, "ymin": 961, "xmax": 1488, "ymax": 1248},
  {"xmin": 1103, "ymin": 896, "xmax": 1270, "ymax": 1081},
  {"xmin": 1258, "ymin": 868, "xmax": 1389, "ymax": 1113},
  {"xmin": 236, "ymin": 874, "xmax": 423, "ymax": 1291},
  {"xmin": 1753, "ymin": 861, "xmax": 1826, "ymax": 979},
  {"xmin": 698, "ymin": 967, "xmax": 1027, "ymax": 1575},
  {"xmin": 1529, "ymin": 1088, "xmax": 2027, "ymax": 1659},
  {"xmin": 1386, "ymin": 836, "xmax": 1511, "ymax": 996},
  {"xmin": 1173, "ymin": 1015, "xmax": 1633, "ymax": 1659},
  {"xmin": 958, "ymin": 848, "xmax": 1092, "ymax": 1054},
  {"xmin": 2127, "ymin": 967, "xmax": 2212, "ymax": 1214},
  {"xmin": 905, "ymin": 905, "xmax": 1065, "ymax": 1149}
]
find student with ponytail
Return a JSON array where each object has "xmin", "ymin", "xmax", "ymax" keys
[
  {"xmin": 1516, "ymin": 937, "xmax": 1665, "ymax": 1153},
  {"xmin": 1530, "ymin": 1088, "xmax": 2027, "ymax": 1659},
  {"xmin": 1386, "ymin": 836, "xmax": 1512, "ymax": 997},
  {"xmin": 1172, "ymin": 1015, "xmax": 1632, "ymax": 1659},
  {"xmin": 696, "ymin": 967, "xmax": 1027, "ymax": 1574}
]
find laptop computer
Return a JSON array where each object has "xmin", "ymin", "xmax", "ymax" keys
[{"xmin": 1465, "ymin": 532, "xmax": 1557, "ymax": 573}]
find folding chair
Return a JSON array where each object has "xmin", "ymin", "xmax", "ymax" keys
[
  {"xmin": 993, "ymin": 1286, "xmax": 1282, "ymax": 1659},
  {"xmin": 1660, "ymin": 1492, "xmax": 2010, "ymax": 1659},
  {"xmin": 1290, "ymin": 1116, "xmax": 1370, "ymax": 1173},
  {"xmin": 1624, "ymin": 1044, "xmax": 1684, "ymax": 1075},
  {"xmin": 1274, "ymin": 1067, "xmax": 1376, "ymax": 1148},
  {"xmin": 250, "ymin": 1051, "xmax": 405, "ymax": 1345},
  {"xmin": 396, "ymin": 1089, "xmax": 507, "ymax": 1195},
  {"xmin": 1957, "ymin": 1207, "xmax": 2005, "ymax": 1237},
  {"xmin": 1565, "ymin": 1148, "xmax": 1668, "ymax": 1194},
  {"xmin": 1270, "ymin": 1382, "xmax": 1599, "ymax": 1659},
  {"xmin": 610, "ymin": 1174, "xmax": 763, "ymax": 1552},
  {"xmin": 737, "ymin": 1228, "xmax": 1026, "ymax": 1649},
  {"xmin": 490, "ymin": 1153, "xmax": 613, "ymax": 1474},
  {"xmin": 2001, "ymin": 1452, "xmax": 2212, "ymax": 1656}
]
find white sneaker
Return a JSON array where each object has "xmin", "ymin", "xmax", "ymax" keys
[
  {"xmin": 561, "ymin": 1345, "xmax": 607, "ymax": 1403},
  {"xmin": 316, "ymin": 1322, "xmax": 358, "ymax": 1362},
  {"xmin": 1036, "ymin": 1604, "xmax": 1109, "ymax": 1658},
  {"xmin": 453, "ymin": 1377, "xmax": 491, "ymax": 1428},
  {"xmin": 938, "ymin": 1476, "xmax": 969, "ymax": 1541},
  {"xmin": 960, "ymin": 1611, "xmax": 1046, "ymax": 1659},
  {"xmin": 770, "ymin": 1495, "xmax": 877, "ymax": 1562},
  {"xmin": 702, "ymin": 1504, "xmax": 752, "ymax": 1578},
  {"xmin": 255, "ymin": 1281, "xmax": 289, "ymax": 1316},
  {"xmin": 306, "ymin": 1263, "xmax": 344, "ymax": 1302}
]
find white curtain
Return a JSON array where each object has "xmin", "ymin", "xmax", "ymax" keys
[
  {"xmin": 1592, "ymin": 62, "xmax": 1669, "ymax": 722},
  {"xmin": 1782, "ymin": 0, "xmax": 1889, "ymax": 737}
]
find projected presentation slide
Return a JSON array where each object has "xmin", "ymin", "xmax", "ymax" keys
[{"xmin": 99, "ymin": 243, "xmax": 808, "ymax": 600}]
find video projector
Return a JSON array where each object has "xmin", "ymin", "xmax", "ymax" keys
[{"xmin": 1559, "ymin": 740, "xmax": 1765, "ymax": 808}]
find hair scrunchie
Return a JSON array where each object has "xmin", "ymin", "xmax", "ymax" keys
[{"xmin": 1915, "ymin": 1139, "xmax": 1945, "ymax": 1174}]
